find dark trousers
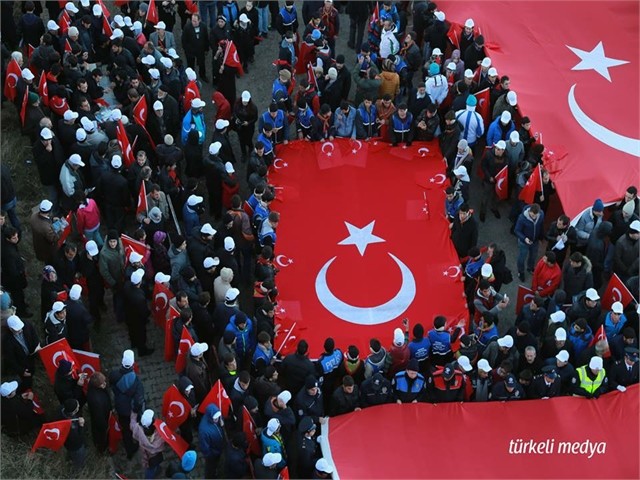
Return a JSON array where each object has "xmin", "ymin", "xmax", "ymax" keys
[
  {"xmin": 187, "ymin": 52, "xmax": 207, "ymax": 78},
  {"xmin": 119, "ymin": 414, "xmax": 137, "ymax": 456},
  {"xmin": 205, "ymin": 454, "xmax": 221, "ymax": 479},
  {"xmin": 349, "ymin": 16, "xmax": 367, "ymax": 50},
  {"xmin": 127, "ymin": 318, "xmax": 148, "ymax": 350}
]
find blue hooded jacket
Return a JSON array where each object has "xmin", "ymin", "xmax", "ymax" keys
[
  {"xmin": 198, "ymin": 404, "xmax": 225, "ymax": 458},
  {"xmin": 225, "ymin": 313, "xmax": 255, "ymax": 358}
]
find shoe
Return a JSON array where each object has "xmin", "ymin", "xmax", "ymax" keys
[
  {"xmin": 491, "ymin": 209, "xmax": 501, "ymax": 219},
  {"xmin": 479, "ymin": 213, "xmax": 486, "ymax": 222},
  {"xmin": 518, "ymin": 272, "xmax": 525, "ymax": 282},
  {"xmin": 139, "ymin": 347, "xmax": 155, "ymax": 357}
]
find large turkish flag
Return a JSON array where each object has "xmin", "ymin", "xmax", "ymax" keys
[
  {"xmin": 442, "ymin": 1, "xmax": 639, "ymax": 218},
  {"xmin": 270, "ymin": 139, "xmax": 468, "ymax": 357}
]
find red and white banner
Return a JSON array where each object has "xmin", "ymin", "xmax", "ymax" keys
[
  {"xmin": 601, "ymin": 273, "xmax": 637, "ymax": 311},
  {"xmin": 242, "ymin": 406, "xmax": 261, "ymax": 456},
  {"xmin": 270, "ymin": 140, "xmax": 467, "ymax": 357},
  {"xmin": 519, "ymin": 164, "xmax": 543, "ymax": 204},
  {"xmin": 222, "ymin": 40, "xmax": 244, "ymax": 76},
  {"xmin": 38, "ymin": 73, "xmax": 49, "ymax": 108},
  {"xmin": 474, "ymin": 88, "xmax": 491, "ymax": 128},
  {"xmin": 515, "ymin": 285, "xmax": 535, "ymax": 315},
  {"xmin": 146, "ymin": 0, "xmax": 159, "ymax": 24},
  {"xmin": 153, "ymin": 419, "xmax": 188, "ymax": 457},
  {"xmin": 38, "ymin": 338, "xmax": 77, "ymax": 383},
  {"xmin": 153, "ymin": 281, "xmax": 174, "ymax": 327},
  {"xmin": 183, "ymin": 80, "xmax": 200, "ymax": 113},
  {"xmin": 175, "ymin": 326, "xmax": 194, "ymax": 374},
  {"xmin": 3, "ymin": 58, "xmax": 21, "ymax": 102},
  {"xmin": 162, "ymin": 384, "xmax": 191, "ymax": 430},
  {"xmin": 321, "ymin": 385, "xmax": 639, "ymax": 479},
  {"xmin": 494, "ymin": 166, "xmax": 509, "ymax": 200},
  {"xmin": 121, "ymin": 234, "xmax": 150, "ymax": 264},
  {"xmin": 198, "ymin": 379, "xmax": 231, "ymax": 416},
  {"xmin": 136, "ymin": 181, "xmax": 148, "ymax": 217},
  {"xmin": 116, "ymin": 120, "xmax": 135, "ymax": 168},
  {"xmin": 588, "ymin": 324, "xmax": 611, "ymax": 358},
  {"xmin": 71, "ymin": 349, "xmax": 101, "ymax": 376},
  {"xmin": 164, "ymin": 305, "xmax": 180, "ymax": 362},
  {"xmin": 32, "ymin": 419, "xmax": 72, "ymax": 452}
]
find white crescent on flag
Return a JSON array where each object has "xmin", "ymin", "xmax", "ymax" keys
[
  {"xmin": 80, "ymin": 363, "xmax": 96, "ymax": 374},
  {"xmin": 442, "ymin": 266, "xmax": 461, "ymax": 278},
  {"xmin": 429, "ymin": 174, "xmax": 447, "ymax": 184},
  {"xmin": 273, "ymin": 158, "xmax": 288, "ymax": 169},
  {"xmin": 44, "ymin": 428, "xmax": 61, "ymax": 440},
  {"xmin": 497, "ymin": 177, "xmax": 506, "ymax": 191},
  {"xmin": 351, "ymin": 140, "xmax": 362, "ymax": 153},
  {"xmin": 159, "ymin": 421, "xmax": 176, "ymax": 441},
  {"xmin": 418, "ymin": 147, "xmax": 429, "ymax": 157},
  {"xmin": 154, "ymin": 292, "xmax": 168, "ymax": 311},
  {"xmin": 169, "ymin": 401, "xmax": 186, "ymax": 419},
  {"xmin": 321, "ymin": 142, "xmax": 335, "ymax": 156},
  {"xmin": 275, "ymin": 254, "xmax": 293, "ymax": 267},
  {"xmin": 6, "ymin": 73, "xmax": 18, "ymax": 88}
]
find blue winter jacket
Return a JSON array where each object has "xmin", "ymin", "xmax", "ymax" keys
[
  {"xmin": 568, "ymin": 323, "xmax": 593, "ymax": 357},
  {"xmin": 225, "ymin": 313, "xmax": 255, "ymax": 358},
  {"xmin": 485, "ymin": 117, "xmax": 515, "ymax": 147},
  {"xmin": 333, "ymin": 106, "xmax": 357, "ymax": 139},
  {"xmin": 181, "ymin": 110, "xmax": 206, "ymax": 145},
  {"xmin": 199, "ymin": 404, "xmax": 226, "ymax": 458},
  {"xmin": 604, "ymin": 312, "xmax": 627, "ymax": 339},
  {"xmin": 515, "ymin": 205, "xmax": 545, "ymax": 243}
]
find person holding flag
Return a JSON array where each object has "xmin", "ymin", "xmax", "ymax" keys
[
  {"xmin": 480, "ymin": 140, "xmax": 508, "ymax": 222},
  {"xmin": 55, "ymin": 399, "xmax": 88, "ymax": 471},
  {"xmin": 0, "ymin": 380, "xmax": 44, "ymax": 437}
]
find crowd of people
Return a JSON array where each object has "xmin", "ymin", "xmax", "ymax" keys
[{"xmin": 0, "ymin": 0, "xmax": 639, "ymax": 479}]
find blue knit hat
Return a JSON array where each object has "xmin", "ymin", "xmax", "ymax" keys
[
  {"xmin": 466, "ymin": 95, "xmax": 477, "ymax": 107},
  {"xmin": 592, "ymin": 198, "xmax": 604, "ymax": 212},
  {"xmin": 311, "ymin": 29, "xmax": 321, "ymax": 41},
  {"xmin": 181, "ymin": 450, "xmax": 197, "ymax": 472},
  {"xmin": 428, "ymin": 63, "xmax": 440, "ymax": 76}
]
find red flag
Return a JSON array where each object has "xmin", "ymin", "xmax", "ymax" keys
[
  {"xmin": 23, "ymin": 389, "xmax": 45, "ymax": 415},
  {"xmin": 56, "ymin": 211, "xmax": 73, "ymax": 248},
  {"xmin": 601, "ymin": 273, "xmax": 637, "ymax": 311},
  {"xmin": 164, "ymin": 305, "xmax": 180, "ymax": 362},
  {"xmin": 38, "ymin": 72, "xmax": 49, "ymax": 108},
  {"xmin": 133, "ymin": 96, "xmax": 148, "ymax": 127},
  {"xmin": 146, "ymin": 0, "xmax": 159, "ymax": 24},
  {"xmin": 59, "ymin": 11, "xmax": 71, "ymax": 35},
  {"xmin": 314, "ymin": 140, "xmax": 344, "ymax": 170},
  {"xmin": 153, "ymin": 419, "xmax": 188, "ymax": 457},
  {"xmin": 153, "ymin": 281, "xmax": 174, "ymax": 327},
  {"xmin": 369, "ymin": 1, "xmax": 379, "ymax": 28},
  {"xmin": 183, "ymin": 80, "xmax": 200, "ymax": 113},
  {"xmin": 474, "ymin": 88, "xmax": 491, "ymax": 128},
  {"xmin": 185, "ymin": 0, "xmax": 198, "ymax": 14},
  {"xmin": 494, "ymin": 166, "xmax": 509, "ymax": 200},
  {"xmin": 108, "ymin": 412, "xmax": 123, "ymax": 454},
  {"xmin": 242, "ymin": 406, "xmax": 261, "ymax": 456},
  {"xmin": 515, "ymin": 285, "xmax": 536, "ymax": 315},
  {"xmin": 3, "ymin": 59, "xmax": 21, "ymax": 102},
  {"xmin": 116, "ymin": 119, "xmax": 135, "ymax": 167},
  {"xmin": 175, "ymin": 326, "xmax": 195, "ymax": 373},
  {"xmin": 102, "ymin": 15, "xmax": 113, "ymax": 37},
  {"xmin": 136, "ymin": 181, "xmax": 148, "ymax": 217},
  {"xmin": 223, "ymin": 40, "xmax": 244, "ymax": 76},
  {"xmin": 27, "ymin": 43, "xmax": 35, "ymax": 59},
  {"xmin": 19, "ymin": 88, "xmax": 28, "ymax": 127},
  {"xmin": 64, "ymin": 38, "xmax": 72, "ymax": 53},
  {"xmin": 447, "ymin": 22, "xmax": 461, "ymax": 49},
  {"xmin": 49, "ymin": 95, "xmax": 70, "ymax": 116},
  {"xmin": 162, "ymin": 385, "xmax": 191, "ymax": 430},
  {"xmin": 72, "ymin": 349, "xmax": 101, "ymax": 376},
  {"xmin": 307, "ymin": 62, "xmax": 318, "ymax": 89},
  {"xmin": 120, "ymin": 234, "xmax": 149, "ymax": 263},
  {"xmin": 32, "ymin": 420, "xmax": 72, "ymax": 452},
  {"xmin": 198, "ymin": 379, "xmax": 232, "ymax": 416},
  {"xmin": 588, "ymin": 325, "xmax": 611, "ymax": 358},
  {"xmin": 278, "ymin": 467, "xmax": 290, "ymax": 480},
  {"xmin": 38, "ymin": 338, "xmax": 78, "ymax": 383},
  {"xmin": 518, "ymin": 164, "xmax": 543, "ymax": 203}
]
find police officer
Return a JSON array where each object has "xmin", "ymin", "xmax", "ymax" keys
[
  {"xmin": 571, "ymin": 356, "xmax": 609, "ymax": 398},
  {"xmin": 360, "ymin": 371, "xmax": 394, "ymax": 408},
  {"xmin": 392, "ymin": 359, "xmax": 426, "ymax": 404},
  {"xmin": 293, "ymin": 375, "xmax": 324, "ymax": 423},
  {"xmin": 609, "ymin": 347, "xmax": 639, "ymax": 392},
  {"xmin": 428, "ymin": 316, "xmax": 453, "ymax": 366},
  {"xmin": 530, "ymin": 365, "xmax": 562, "ymax": 399},
  {"xmin": 427, "ymin": 362, "xmax": 465, "ymax": 402},
  {"xmin": 315, "ymin": 337, "xmax": 343, "ymax": 411},
  {"xmin": 490, "ymin": 374, "xmax": 525, "ymax": 401},
  {"xmin": 296, "ymin": 416, "xmax": 320, "ymax": 479}
]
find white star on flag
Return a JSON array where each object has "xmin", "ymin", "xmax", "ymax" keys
[
  {"xmin": 338, "ymin": 221, "xmax": 385, "ymax": 256},
  {"xmin": 566, "ymin": 41, "xmax": 628, "ymax": 82}
]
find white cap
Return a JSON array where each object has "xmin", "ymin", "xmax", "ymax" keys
[
  {"xmin": 497, "ymin": 335, "xmax": 514, "ymax": 348},
  {"xmin": 481, "ymin": 57, "xmax": 491, "ymax": 68},
  {"xmin": 154, "ymin": 21, "xmax": 167, "ymax": 30},
  {"xmin": 457, "ymin": 355, "xmax": 472, "ymax": 372},
  {"xmin": 203, "ymin": 257, "xmax": 220, "ymax": 269},
  {"xmin": 464, "ymin": 69, "xmax": 474, "ymax": 78},
  {"xmin": 85, "ymin": 240, "xmax": 99, "ymax": 257},
  {"xmin": 131, "ymin": 268, "xmax": 145, "ymax": 285},
  {"xmin": 487, "ymin": 67, "xmax": 498, "ymax": 77},
  {"xmin": 0, "ymin": 381, "xmax": 19, "ymax": 397},
  {"xmin": 111, "ymin": 155, "xmax": 123, "ymax": 169},
  {"xmin": 68, "ymin": 26, "xmax": 79, "ymax": 37},
  {"xmin": 39, "ymin": 199, "xmax": 53, "ymax": 212},
  {"xmin": 21, "ymin": 68, "xmax": 35, "ymax": 81},
  {"xmin": 209, "ymin": 142, "xmax": 222, "ymax": 155},
  {"xmin": 133, "ymin": 20, "xmax": 143, "ymax": 32},
  {"xmin": 122, "ymin": 349, "xmax": 135, "ymax": 367},
  {"xmin": 153, "ymin": 100, "xmax": 163, "ymax": 111},
  {"xmin": 630, "ymin": 220, "xmax": 640, "ymax": 232},
  {"xmin": 393, "ymin": 328, "xmax": 404, "ymax": 346},
  {"xmin": 263, "ymin": 452, "xmax": 282, "ymax": 467},
  {"xmin": 224, "ymin": 237, "xmax": 235, "ymax": 251},
  {"xmin": 47, "ymin": 20, "xmax": 60, "ymax": 31},
  {"xmin": 160, "ymin": 57, "xmax": 173, "ymax": 69},
  {"xmin": 510, "ymin": 131, "xmax": 520, "ymax": 143},
  {"xmin": 191, "ymin": 98, "xmax": 206, "ymax": 109},
  {"xmin": 589, "ymin": 356, "xmax": 603, "ymax": 370},
  {"xmin": 149, "ymin": 69, "xmax": 160, "ymax": 80},
  {"xmin": 266, "ymin": 418, "xmax": 281, "ymax": 435},
  {"xmin": 69, "ymin": 284, "xmax": 82, "ymax": 300},
  {"xmin": 434, "ymin": 11, "xmax": 445, "ymax": 21},
  {"xmin": 141, "ymin": 54, "xmax": 155, "ymax": 65},
  {"xmin": 225, "ymin": 162, "xmax": 235, "ymax": 174},
  {"xmin": 554, "ymin": 327, "xmax": 567, "ymax": 341},
  {"xmin": 141, "ymin": 409, "xmax": 154, "ymax": 427},
  {"xmin": 495, "ymin": 140, "xmax": 506, "ymax": 150},
  {"xmin": 432, "ymin": 47, "xmax": 442, "ymax": 56},
  {"xmin": 92, "ymin": 4, "xmax": 102, "ymax": 16},
  {"xmin": 110, "ymin": 109, "xmax": 122, "ymax": 121},
  {"xmin": 187, "ymin": 195, "xmax": 203, "ymax": 207},
  {"xmin": 215, "ymin": 119, "xmax": 230, "ymax": 130},
  {"xmin": 556, "ymin": 350, "xmax": 569, "ymax": 363},
  {"xmin": 315, "ymin": 458, "xmax": 334, "ymax": 474},
  {"xmin": 241, "ymin": 90, "xmax": 251, "ymax": 102},
  {"xmin": 585, "ymin": 288, "xmax": 600, "ymax": 301},
  {"xmin": 225, "ymin": 287, "xmax": 240, "ymax": 302},
  {"xmin": 453, "ymin": 165, "xmax": 468, "ymax": 177},
  {"xmin": 477, "ymin": 358, "xmax": 492, "ymax": 372},
  {"xmin": 110, "ymin": 28, "xmax": 124, "ymax": 40},
  {"xmin": 464, "ymin": 18, "xmax": 475, "ymax": 28},
  {"xmin": 52, "ymin": 301, "xmax": 66, "ymax": 313},
  {"xmin": 124, "ymin": 16, "xmax": 133, "ymax": 27},
  {"xmin": 507, "ymin": 91, "xmax": 518, "ymax": 106},
  {"xmin": 277, "ymin": 390, "xmax": 292, "ymax": 405},
  {"xmin": 75, "ymin": 128, "xmax": 87, "ymax": 141},
  {"xmin": 40, "ymin": 127, "xmax": 54, "ymax": 140},
  {"xmin": 154, "ymin": 272, "xmax": 171, "ymax": 283},
  {"xmin": 129, "ymin": 251, "xmax": 143, "ymax": 264},
  {"xmin": 500, "ymin": 111, "xmax": 512, "ymax": 124},
  {"xmin": 185, "ymin": 68, "xmax": 197, "ymax": 81},
  {"xmin": 549, "ymin": 310, "xmax": 566, "ymax": 323},
  {"xmin": 212, "ymin": 410, "xmax": 222, "ymax": 421},
  {"xmin": 239, "ymin": 13, "xmax": 249, "ymax": 23},
  {"xmin": 7, "ymin": 315, "xmax": 24, "ymax": 331},
  {"xmin": 446, "ymin": 62, "xmax": 457, "ymax": 71},
  {"xmin": 611, "ymin": 301, "xmax": 624, "ymax": 314},
  {"xmin": 69, "ymin": 153, "xmax": 85, "ymax": 167},
  {"xmin": 167, "ymin": 48, "xmax": 179, "ymax": 59},
  {"xmin": 66, "ymin": 2, "xmax": 79, "ymax": 13},
  {"xmin": 190, "ymin": 342, "xmax": 209, "ymax": 356},
  {"xmin": 200, "ymin": 223, "xmax": 216, "ymax": 236},
  {"xmin": 481, "ymin": 264, "xmax": 493, "ymax": 277},
  {"xmin": 63, "ymin": 110, "xmax": 79, "ymax": 121},
  {"xmin": 114, "ymin": 14, "xmax": 125, "ymax": 27}
]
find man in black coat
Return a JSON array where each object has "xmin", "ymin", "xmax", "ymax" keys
[
  {"xmin": 451, "ymin": 203, "xmax": 479, "ymax": 259},
  {"xmin": 359, "ymin": 371, "xmax": 394, "ymax": 408},
  {"xmin": 123, "ymin": 269, "xmax": 154, "ymax": 356},
  {"xmin": 529, "ymin": 365, "xmax": 562, "ymax": 398},
  {"xmin": 0, "ymin": 380, "xmax": 44, "ymax": 437},
  {"xmin": 65, "ymin": 285, "xmax": 93, "ymax": 350},
  {"xmin": 97, "ymin": 156, "xmax": 131, "ymax": 232},
  {"xmin": 608, "ymin": 347, "xmax": 639, "ymax": 391},
  {"xmin": 330, "ymin": 375, "xmax": 361, "ymax": 416},
  {"xmin": 1, "ymin": 227, "xmax": 30, "ymax": 317},
  {"xmin": 281, "ymin": 340, "xmax": 316, "ymax": 395},
  {"xmin": 181, "ymin": 14, "xmax": 210, "ymax": 80},
  {"xmin": 2, "ymin": 316, "xmax": 40, "ymax": 390}
]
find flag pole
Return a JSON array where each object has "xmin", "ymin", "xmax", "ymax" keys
[{"xmin": 167, "ymin": 194, "xmax": 181, "ymax": 235}]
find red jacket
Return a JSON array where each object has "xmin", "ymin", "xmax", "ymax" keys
[
  {"xmin": 213, "ymin": 91, "xmax": 232, "ymax": 121},
  {"xmin": 531, "ymin": 259, "xmax": 561, "ymax": 297},
  {"xmin": 75, "ymin": 199, "xmax": 101, "ymax": 234}
]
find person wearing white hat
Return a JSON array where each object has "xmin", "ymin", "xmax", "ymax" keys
[
  {"xmin": 59, "ymin": 154, "xmax": 86, "ymax": 204},
  {"xmin": 572, "ymin": 355, "xmax": 609, "ymax": 398},
  {"xmin": 613, "ymin": 219, "xmax": 640, "ymax": 281},
  {"xmin": 130, "ymin": 408, "xmax": 166, "ymax": 477},
  {"xmin": 483, "ymin": 334, "xmax": 518, "ymax": 368},
  {"xmin": 479, "ymin": 128, "xmax": 510, "ymax": 222},
  {"xmin": 21, "ymin": 68, "xmax": 35, "ymax": 83},
  {"xmin": 567, "ymin": 287, "xmax": 601, "ymax": 332},
  {"xmin": 234, "ymin": 91, "xmax": 257, "ymax": 160},
  {"xmin": 122, "ymin": 267, "xmax": 154, "ymax": 356},
  {"xmin": 315, "ymin": 458, "xmax": 335, "ymax": 477},
  {"xmin": 47, "ymin": 19, "xmax": 60, "ymax": 32},
  {"xmin": 160, "ymin": 56, "xmax": 173, "ymax": 70},
  {"xmin": 182, "ymin": 95, "xmax": 207, "ymax": 145},
  {"xmin": 150, "ymin": 21, "xmax": 176, "ymax": 55},
  {"xmin": 29, "ymin": 197, "xmax": 61, "ymax": 264},
  {"xmin": 44, "ymin": 301, "xmax": 68, "ymax": 345},
  {"xmin": 3, "ymin": 315, "xmax": 41, "ymax": 389},
  {"xmin": 256, "ymin": 452, "xmax": 284, "ymax": 476},
  {"xmin": 183, "ymin": 195, "xmax": 204, "ymax": 237},
  {"xmin": 65, "ymin": 284, "xmax": 94, "ymax": 350},
  {"xmin": 603, "ymin": 301, "xmax": 628, "ymax": 339},
  {"xmin": 472, "ymin": 358, "xmax": 493, "ymax": 401}
]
